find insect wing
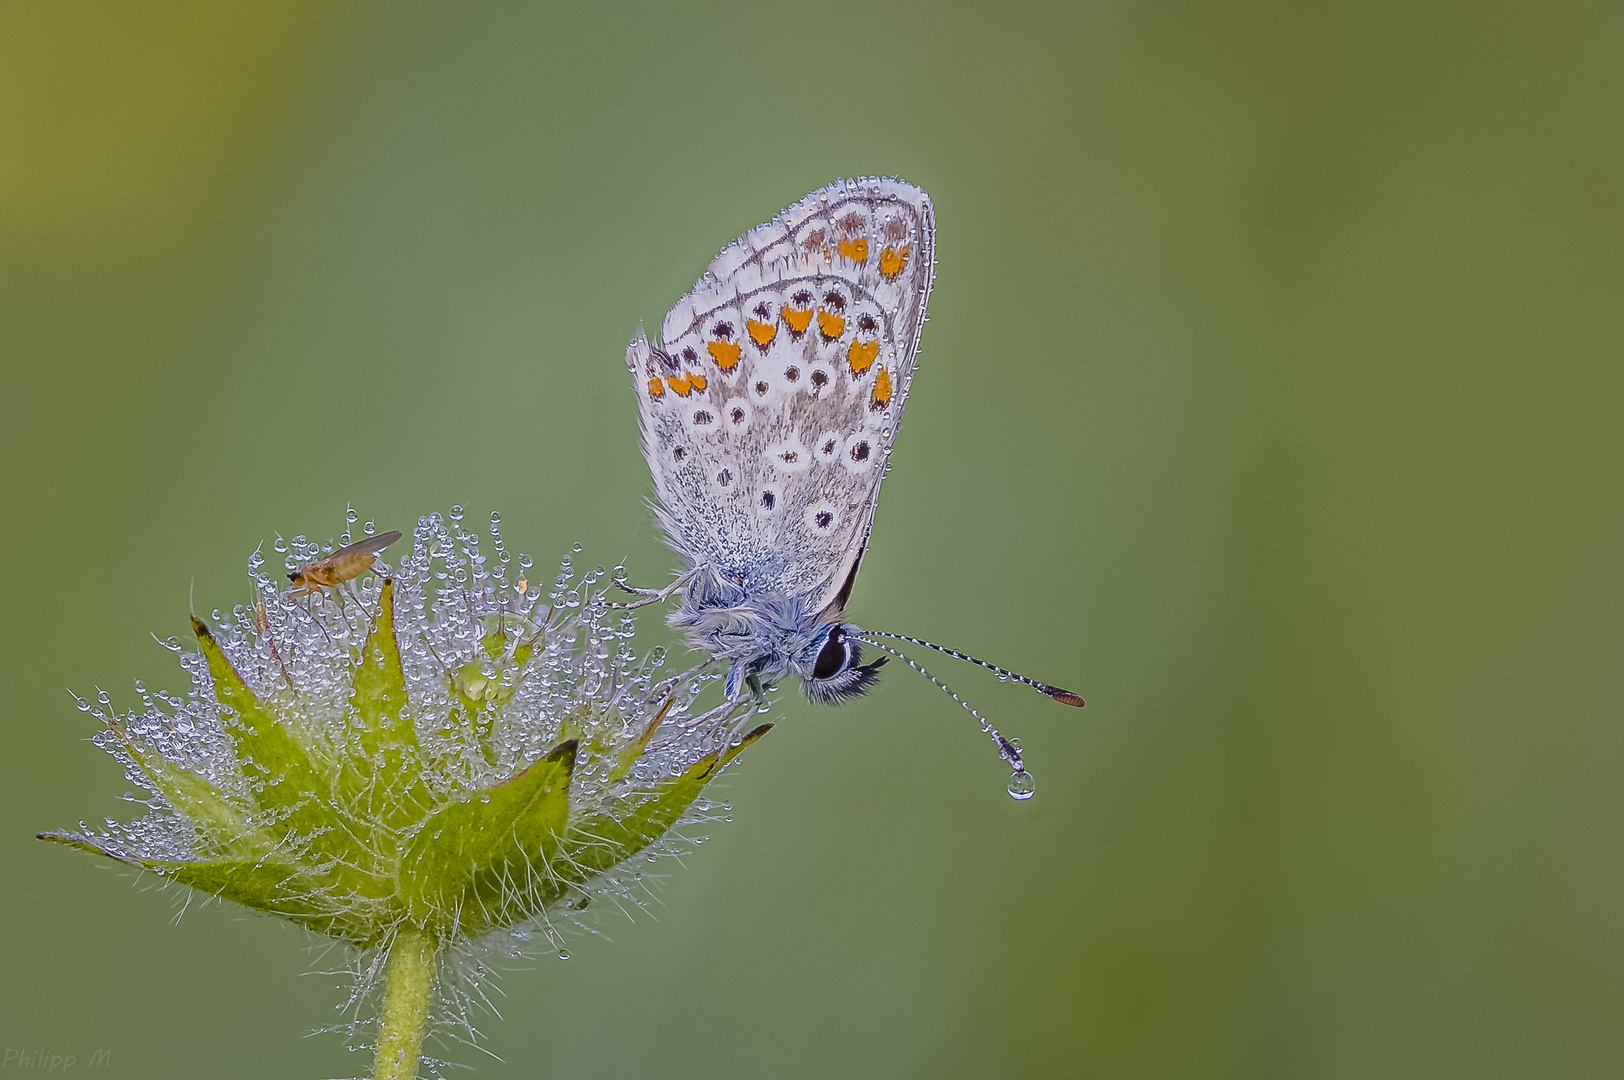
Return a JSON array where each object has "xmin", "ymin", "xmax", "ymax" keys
[
  {"xmin": 629, "ymin": 178, "xmax": 935, "ymax": 613},
  {"xmin": 331, "ymin": 530, "xmax": 403, "ymax": 560}
]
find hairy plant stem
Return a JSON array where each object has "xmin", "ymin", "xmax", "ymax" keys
[{"xmin": 373, "ymin": 928, "xmax": 439, "ymax": 1080}]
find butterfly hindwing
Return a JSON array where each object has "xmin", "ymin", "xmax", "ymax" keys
[{"xmin": 628, "ymin": 178, "xmax": 935, "ymax": 614}]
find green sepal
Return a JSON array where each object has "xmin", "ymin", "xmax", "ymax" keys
[
  {"xmin": 40, "ymin": 829, "xmax": 395, "ymax": 945},
  {"xmin": 192, "ymin": 616, "xmax": 335, "ymax": 839},
  {"xmin": 554, "ymin": 724, "xmax": 771, "ymax": 896},
  {"xmin": 606, "ymin": 698, "xmax": 673, "ymax": 783},
  {"xmin": 110, "ymin": 730, "xmax": 272, "ymax": 857},
  {"xmin": 38, "ymin": 830, "xmax": 138, "ymax": 860},
  {"xmin": 398, "ymin": 740, "xmax": 577, "ymax": 936},
  {"xmin": 342, "ymin": 580, "xmax": 434, "ymax": 831}
]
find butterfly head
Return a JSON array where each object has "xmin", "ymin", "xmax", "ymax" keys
[{"xmin": 798, "ymin": 622, "xmax": 887, "ymax": 705}]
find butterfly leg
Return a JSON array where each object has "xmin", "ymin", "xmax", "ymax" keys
[
  {"xmin": 607, "ymin": 565, "xmax": 702, "ymax": 610},
  {"xmin": 722, "ymin": 661, "xmax": 747, "ymax": 700}
]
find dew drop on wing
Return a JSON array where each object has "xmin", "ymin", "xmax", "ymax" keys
[{"xmin": 1007, "ymin": 770, "xmax": 1036, "ymax": 800}]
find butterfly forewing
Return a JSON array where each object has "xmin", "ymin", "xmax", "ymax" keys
[{"xmin": 629, "ymin": 178, "xmax": 935, "ymax": 613}]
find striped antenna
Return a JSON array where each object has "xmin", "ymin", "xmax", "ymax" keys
[
  {"xmin": 858, "ymin": 636, "xmax": 1030, "ymax": 780},
  {"xmin": 861, "ymin": 630, "xmax": 1084, "ymax": 707}
]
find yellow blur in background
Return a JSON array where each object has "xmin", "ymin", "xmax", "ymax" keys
[{"xmin": 1, "ymin": 2, "xmax": 1619, "ymax": 1077}]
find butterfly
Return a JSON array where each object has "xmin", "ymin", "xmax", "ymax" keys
[{"xmin": 622, "ymin": 178, "xmax": 1080, "ymax": 791}]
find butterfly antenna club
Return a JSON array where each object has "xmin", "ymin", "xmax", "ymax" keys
[
  {"xmin": 862, "ymin": 630, "xmax": 1084, "ymax": 707},
  {"xmin": 857, "ymin": 636, "xmax": 1037, "ymax": 799}
]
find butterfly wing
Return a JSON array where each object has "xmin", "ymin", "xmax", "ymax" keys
[{"xmin": 628, "ymin": 177, "xmax": 935, "ymax": 615}]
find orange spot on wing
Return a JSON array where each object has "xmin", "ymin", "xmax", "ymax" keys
[
  {"xmin": 782, "ymin": 307, "xmax": 813, "ymax": 337},
  {"xmin": 847, "ymin": 338, "xmax": 879, "ymax": 375},
  {"xmin": 707, "ymin": 341, "xmax": 741, "ymax": 371},
  {"xmin": 879, "ymin": 244, "xmax": 912, "ymax": 280},
  {"xmin": 746, "ymin": 319, "xmax": 777, "ymax": 350},
  {"xmin": 647, "ymin": 376, "xmax": 665, "ymax": 398},
  {"xmin": 837, "ymin": 236, "xmax": 869, "ymax": 264},
  {"xmin": 870, "ymin": 366, "xmax": 893, "ymax": 410},
  {"xmin": 817, "ymin": 309, "xmax": 846, "ymax": 342},
  {"xmin": 667, "ymin": 373, "xmax": 693, "ymax": 396},
  {"xmin": 688, "ymin": 372, "xmax": 707, "ymax": 391}
]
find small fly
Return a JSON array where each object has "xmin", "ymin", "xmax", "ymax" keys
[{"xmin": 288, "ymin": 531, "xmax": 402, "ymax": 596}]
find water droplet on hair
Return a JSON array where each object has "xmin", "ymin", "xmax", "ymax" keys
[
  {"xmin": 571, "ymin": 542, "xmax": 583, "ymax": 554},
  {"xmin": 1007, "ymin": 770, "xmax": 1036, "ymax": 800}
]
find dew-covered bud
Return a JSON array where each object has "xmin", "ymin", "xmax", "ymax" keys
[{"xmin": 42, "ymin": 509, "xmax": 770, "ymax": 1079}]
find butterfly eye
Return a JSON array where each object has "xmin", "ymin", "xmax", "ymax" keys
[{"xmin": 812, "ymin": 632, "xmax": 848, "ymax": 680}]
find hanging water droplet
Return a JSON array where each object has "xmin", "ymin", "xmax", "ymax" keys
[
  {"xmin": 1007, "ymin": 770, "xmax": 1036, "ymax": 800},
  {"xmin": 556, "ymin": 949, "xmax": 570, "ymax": 960}
]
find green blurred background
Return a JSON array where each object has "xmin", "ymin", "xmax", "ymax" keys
[{"xmin": 2, "ymin": 2, "xmax": 1620, "ymax": 1077}]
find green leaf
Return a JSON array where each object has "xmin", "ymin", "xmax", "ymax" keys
[
  {"xmin": 398, "ymin": 740, "xmax": 577, "ymax": 936},
  {"xmin": 553, "ymin": 724, "xmax": 771, "ymax": 898},
  {"xmin": 342, "ymin": 580, "xmax": 434, "ymax": 831}
]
